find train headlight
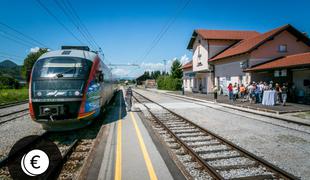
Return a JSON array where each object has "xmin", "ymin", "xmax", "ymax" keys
[
  {"xmin": 37, "ymin": 91, "xmax": 42, "ymax": 97},
  {"xmin": 74, "ymin": 91, "xmax": 80, "ymax": 96}
]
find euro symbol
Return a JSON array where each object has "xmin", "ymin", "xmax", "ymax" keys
[{"xmin": 30, "ymin": 155, "xmax": 40, "ymax": 169}]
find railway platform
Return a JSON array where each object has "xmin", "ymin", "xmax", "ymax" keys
[{"xmin": 80, "ymin": 90, "xmax": 182, "ymax": 180}]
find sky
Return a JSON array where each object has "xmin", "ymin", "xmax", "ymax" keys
[{"xmin": 0, "ymin": 0, "xmax": 310, "ymax": 78}]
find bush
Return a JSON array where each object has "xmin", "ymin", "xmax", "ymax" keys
[
  {"xmin": 0, "ymin": 76, "xmax": 20, "ymax": 89},
  {"xmin": 157, "ymin": 75, "xmax": 182, "ymax": 91},
  {"xmin": 0, "ymin": 88, "xmax": 28, "ymax": 104}
]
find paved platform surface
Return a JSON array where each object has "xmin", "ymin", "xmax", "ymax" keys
[
  {"xmin": 84, "ymin": 90, "xmax": 175, "ymax": 180},
  {"xmin": 162, "ymin": 89, "xmax": 310, "ymax": 114},
  {"xmin": 143, "ymin": 88, "xmax": 310, "ymax": 125}
]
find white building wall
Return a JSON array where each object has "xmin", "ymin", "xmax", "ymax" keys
[{"xmin": 192, "ymin": 37, "xmax": 209, "ymax": 72}]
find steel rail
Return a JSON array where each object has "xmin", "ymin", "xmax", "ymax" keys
[
  {"xmin": 133, "ymin": 90, "xmax": 299, "ymax": 180},
  {"xmin": 0, "ymin": 108, "xmax": 29, "ymax": 118},
  {"xmin": 0, "ymin": 100, "xmax": 28, "ymax": 109},
  {"xmin": 133, "ymin": 94, "xmax": 223, "ymax": 179},
  {"xmin": 0, "ymin": 112, "xmax": 30, "ymax": 125},
  {"xmin": 0, "ymin": 132, "xmax": 79, "ymax": 179}
]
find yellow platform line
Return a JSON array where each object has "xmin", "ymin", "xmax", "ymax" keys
[
  {"xmin": 115, "ymin": 94, "xmax": 122, "ymax": 180},
  {"xmin": 130, "ymin": 112, "xmax": 158, "ymax": 180}
]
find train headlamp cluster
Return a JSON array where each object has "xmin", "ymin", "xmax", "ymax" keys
[
  {"xmin": 35, "ymin": 90, "xmax": 82, "ymax": 97},
  {"xmin": 37, "ymin": 91, "xmax": 42, "ymax": 97},
  {"xmin": 74, "ymin": 91, "xmax": 80, "ymax": 96}
]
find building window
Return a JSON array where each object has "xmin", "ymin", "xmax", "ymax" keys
[
  {"xmin": 274, "ymin": 69, "xmax": 287, "ymax": 77},
  {"xmin": 197, "ymin": 46, "xmax": 202, "ymax": 66},
  {"xmin": 278, "ymin": 44, "xmax": 287, "ymax": 52}
]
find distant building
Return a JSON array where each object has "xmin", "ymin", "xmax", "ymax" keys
[
  {"xmin": 181, "ymin": 61, "xmax": 194, "ymax": 92},
  {"xmin": 187, "ymin": 29, "xmax": 259, "ymax": 93},
  {"xmin": 185, "ymin": 24, "xmax": 310, "ymax": 99}
]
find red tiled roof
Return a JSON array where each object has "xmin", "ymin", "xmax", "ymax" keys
[
  {"xmin": 182, "ymin": 60, "xmax": 192, "ymax": 69},
  {"xmin": 196, "ymin": 29, "xmax": 260, "ymax": 40},
  {"xmin": 210, "ymin": 24, "xmax": 310, "ymax": 62},
  {"xmin": 187, "ymin": 29, "xmax": 260, "ymax": 49},
  {"xmin": 210, "ymin": 25, "xmax": 291, "ymax": 61},
  {"xmin": 247, "ymin": 52, "xmax": 310, "ymax": 71}
]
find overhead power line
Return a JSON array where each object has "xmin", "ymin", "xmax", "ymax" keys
[
  {"xmin": 125, "ymin": 0, "xmax": 191, "ymax": 77},
  {"xmin": 0, "ymin": 22, "xmax": 49, "ymax": 48},
  {"xmin": 0, "ymin": 31, "xmax": 34, "ymax": 47},
  {"xmin": 0, "ymin": 51, "xmax": 24, "ymax": 59},
  {"xmin": 54, "ymin": 0, "xmax": 96, "ymax": 50},
  {"xmin": 0, "ymin": 29, "xmax": 39, "ymax": 47},
  {"xmin": 63, "ymin": 0, "xmax": 101, "ymax": 49},
  {"xmin": 139, "ymin": 0, "xmax": 192, "ymax": 63},
  {"xmin": 36, "ymin": 0, "xmax": 85, "ymax": 45}
]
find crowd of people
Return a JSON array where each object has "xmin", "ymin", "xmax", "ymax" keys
[{"xmin": 213, "ymin": 81, "xmax": 290, "ymax": 106}]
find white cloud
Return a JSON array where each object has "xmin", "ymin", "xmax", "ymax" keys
[
  {"xmin": 111, "ymin": 68, "xmax": 130, "ymax": 77},
  {"xmin": 138, "ymin": 54, "xmax": 190, "ymax": 73},
  {"xmin": 180, "ymin": 54, "xmax": 190, "ymax": 64},
  {"xmin": 30, "ymin": 47, "xmax": 40, "ymax": 53}
]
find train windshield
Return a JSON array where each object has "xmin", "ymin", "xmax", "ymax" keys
[
  {"xmin": 32, "ymin": 57, "xmax": 92, "ymax": 79},
  {"xmin": 31, "ymin": 57, "xmax": 93, "ymax": 98}
]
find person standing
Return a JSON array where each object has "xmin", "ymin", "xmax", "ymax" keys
[
  {"xmin": 240, "ymin": 84, "xmax": 246, "ymax": 100},
  {"xmin": 126, "ymin": 87, "xmax": 133, "ymax": 111},
  {"xmin": 275, "ymin": 83, "xmax": 282, "ymax": 104},
  {"xmin": 233, "ymin": 84, "xmax": 238, "ymax": 102},
  {"xmin": 281, "ymin": 84, "xmax": 288, "ymax": 106},
  {"xmin": 213, "ymin": 85, "xmax": 218, "ymax": 102},
  {"xmin": 247, "ymin": 83, "xmax": 255, "ymax": 103},
  {"xmin": 227, "ymin": 83, "xmax": 233, "ymax": 102}
]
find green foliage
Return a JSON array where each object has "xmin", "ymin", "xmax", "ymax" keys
[
  {"xmin": 0, "ymin": 60, "xmax": 23, "ymax": 80},
  {"xmin": 156, "ymin": 59, "xmax": 182, "ymax": 91},
  {"xmin": 0, "ymin": 76, "xmax": 20, "ymax": 89},
  {"xmin": 156, "ymin": 75, "xmax": 182, "ymax": 91},
  {"xmin": 170, "ymin": 59, "xmax": 182, "ymax": 79},
  {"xmin": 22, "ymin": 48, "xmax": 48, "ymax": 81},
  {"xmin": 0, "ymin": 88, "xmax": 28, "ymax": 104}
]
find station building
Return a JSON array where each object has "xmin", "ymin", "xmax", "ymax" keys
[
  {"xmin": 184, "ymin": 24, "xmax": 310, "ymax": 96},
  {"xmin": 186, "ymin": 29, "xmax": 259, "ymax": 93}
]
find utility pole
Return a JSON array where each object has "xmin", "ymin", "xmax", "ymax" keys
[{"xmin": 163, "ymin": 59, "xmax": 167, "ymax": 74}]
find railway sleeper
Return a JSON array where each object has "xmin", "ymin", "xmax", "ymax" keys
[
  {"xmin": 204, "ymin": 154, "xmax": 242, "ymax": 161},
  {"xmin": 214, "ymin": 162, "xmax": 259, "ymax": 171},
  {"xmin": 230, "ymin": 174, "xmax": 275, "ymax": 180},
  {"xmin": 197, "ymin": 148, "xmax": 232, "ymax": 154},
  {"xmin": 176, "ymin": 133, "xmax": 206, "ymax": 138},
  {"xmin": 189, "ymin": 142, "xmax": 222, "ymax": 148}
]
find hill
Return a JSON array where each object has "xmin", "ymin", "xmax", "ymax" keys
[
  {"xmin": 0, "ymin": 59, "xmax": 23, "ymax": 80},
  {"xmin": 0, "ymin": 60, "xmax": 18, "ymax": 68}
]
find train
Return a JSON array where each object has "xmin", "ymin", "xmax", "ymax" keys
[{"xmin": 29, "ymin": 46, "xmax": 115, "ymax": 131}]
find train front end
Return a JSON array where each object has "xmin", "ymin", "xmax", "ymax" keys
[{"xmin": 29, "ymin": 49, "xmax": 102, "ymax": 131}]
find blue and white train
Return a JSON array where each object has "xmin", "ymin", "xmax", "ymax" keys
[{"xmin": 29, "ymin": 46, "xmax": 115, "ymax": 131}]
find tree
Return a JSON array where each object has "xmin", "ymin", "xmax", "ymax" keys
[
  {"xmin": 170, "ymin": 59, "xmax": 182, "ymax": 79},
  {"xmin": 22, "ymin": 48, "xmax": 48, "ymax": 82},
  {"xmin": 153, "ymin": 70, "xmax": 161, "ymax": 80}
]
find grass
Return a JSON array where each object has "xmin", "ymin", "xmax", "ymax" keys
[{"xmin": 0, "ymin": 88, "xmax": 28, "ymax": 104}]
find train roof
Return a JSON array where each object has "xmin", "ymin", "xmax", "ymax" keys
[{"xmin": 38, "ymin": 49, "xmax": 99, "ymax": 61}]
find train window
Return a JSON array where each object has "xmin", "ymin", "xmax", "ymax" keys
[{"xmin": 33, "ymin": 57, "xmax": 92, "ymax": 79}]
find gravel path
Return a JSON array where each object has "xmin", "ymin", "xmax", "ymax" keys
[
  {"xmin": 0, "ymin": 114, "xmax": 44, "ymax": 160},
  {"xmin": 135, "ymin": 89, "xmax": 310, "ymax": 179}
]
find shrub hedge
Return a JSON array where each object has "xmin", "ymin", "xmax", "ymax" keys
[{"xmin": 157, "ymin": 75, "xmax": 182, "ymax": 91}]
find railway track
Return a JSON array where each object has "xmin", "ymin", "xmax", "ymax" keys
[
  {"xmin": 0, "ymin": 100, "xmax": 28, "ymax": 109},
  {"xmin": 0, "ymin": 108, "xmax": 29, "ymax": 125},
  {"xmin": 133, "ymin": 90, "xmax": 298, "ymax": 180},
  {"xmin": 0, "ymin": 132, "xmax": 79, "ymax": 179}
]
